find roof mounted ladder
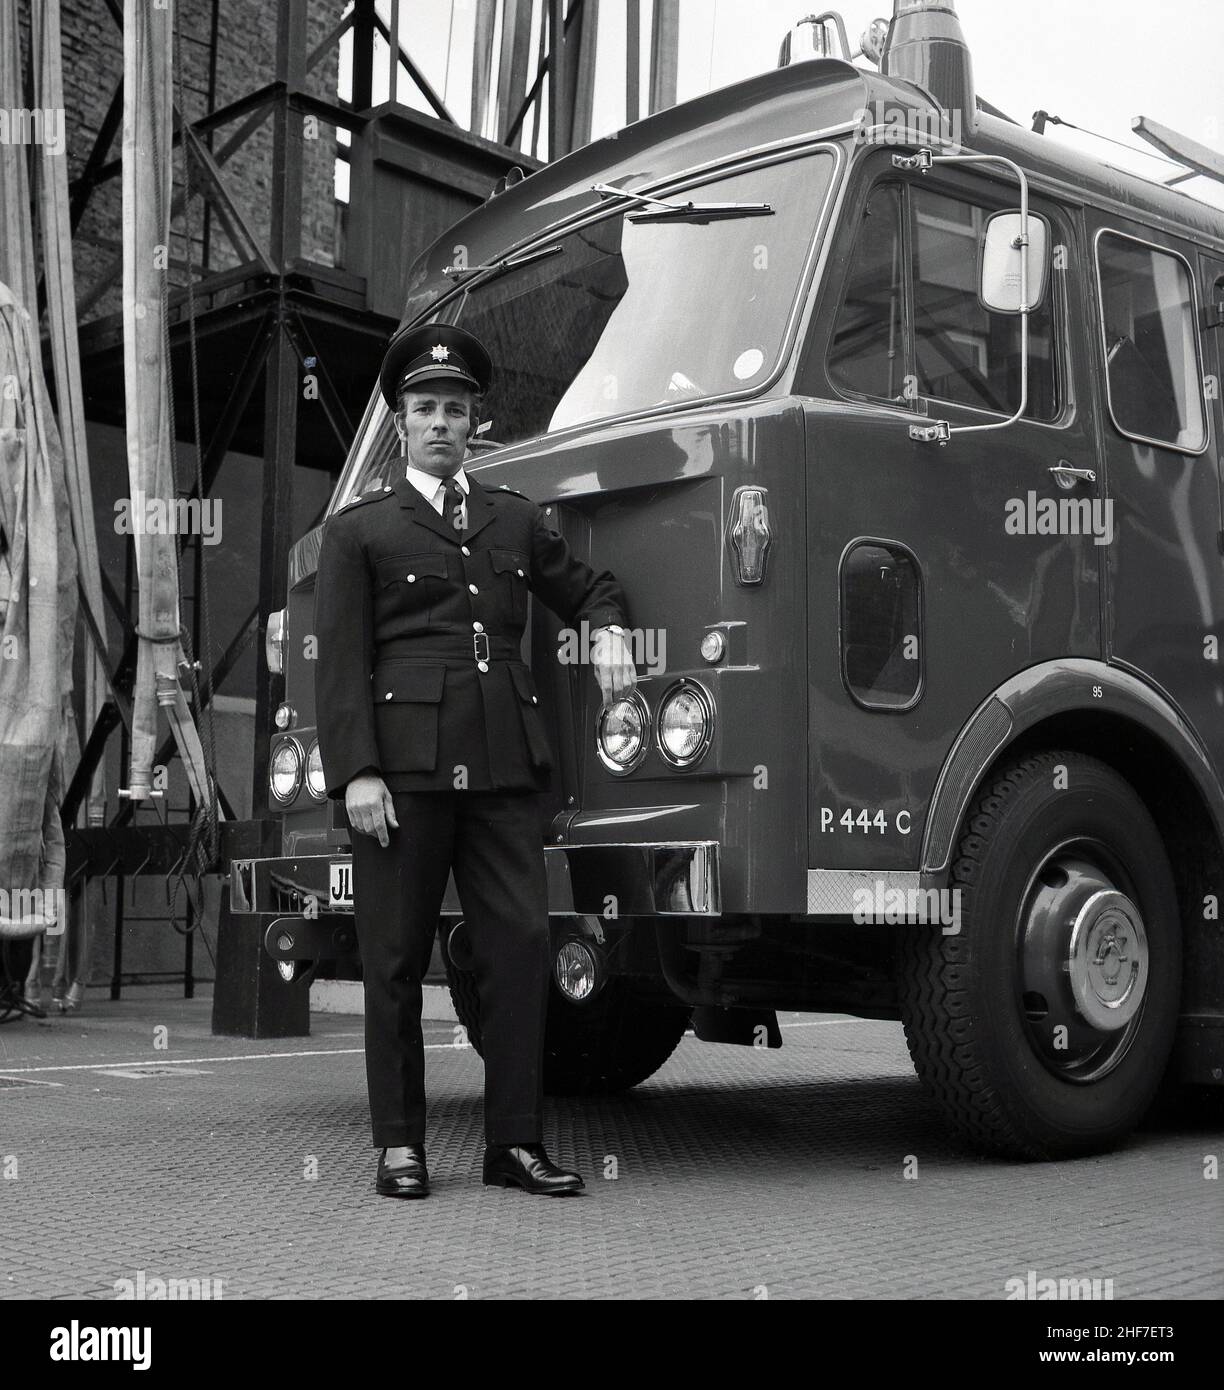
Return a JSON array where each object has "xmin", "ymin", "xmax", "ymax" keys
[{"xmin": 1132, "ymin": 116, "xmax": 1224, "ymax": 189}]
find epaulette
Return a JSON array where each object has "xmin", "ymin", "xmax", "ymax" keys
[
  {"xmin": 495, "ymin": 484, "xmax": 532, "ymax": 501},
  {"xmin": 340, "ymin": 486, "xmax": 396, "ymax": 511}
]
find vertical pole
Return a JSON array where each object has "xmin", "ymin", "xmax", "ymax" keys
[
  {"xmin": 252, "ymin": 1, "xmax": 306, "ymax": 816},
  {"xmin": 471, "ymin": 0, "xmax": 496, "ymax": 137},
  {"xmin": 111, "ymin": 873, "xmax": 125, "ymax": 1000},
  {"xmin": 496, "ymin": 0, "xmax": 533, "ymax": 146},
  {"xmin": 389, "ymin": 0, "xmax": 400, "ymax": 104},
  {"xmin": 184, "ymin": 898, "xmax": 194, "ymax": 997},
  {"xmin": 348, "ymin": 0, "xmax": 376, "ymax": 294},
  {"xmin": 626, "ymin": 0, "xmax": 639, "ymax": 124},
  {"xmin": 203, "ymin": 0, "xmax": 220, "ymax": 271},
  {"xmin": 529, "ymin": 0, "xmax": 548, "ymax": 159},
  {"xmin": 268, "ymin": 1, "xmax": 305, "ymax": 272},
  {"xmin": 547, "ymin": 0, "xmax": 568, "ymax": 160},
  {"xmin": 351, "ymin": 0, "xmax": 375, "ymax": 110},
  {"xmin": 570, "ymin": 0, "xmax": 598, "ymax": 148},
  {"xmin": 649, "ymin": 0, "xmax": 679, "ymax": 116}
]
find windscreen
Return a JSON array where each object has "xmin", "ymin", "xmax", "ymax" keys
[{"xmin": 333, "ymin": 148, "xmax": 837, "ymax": 507}]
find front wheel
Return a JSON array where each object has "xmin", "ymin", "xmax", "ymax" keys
[{"xmin": 897, "ymin": 750, "xmax": 1182, "ymax": 1159}]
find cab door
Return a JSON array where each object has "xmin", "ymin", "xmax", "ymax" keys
[
  {"xmin": 1088, "ymin": 218, "xmax": 1224, "ymax": 780},
  {"xmin": 795, "ymin": 155, "xmax": 1103, "ymax": 871}
]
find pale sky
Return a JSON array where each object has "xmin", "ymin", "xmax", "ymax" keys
[{"xmin": 354, "ymin": 1, "xmax": 1224, "ymax": 208}]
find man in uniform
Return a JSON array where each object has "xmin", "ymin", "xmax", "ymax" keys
[{"xmin": 314, "ymin": 323, "xmax": 635, "ymax": 1199}]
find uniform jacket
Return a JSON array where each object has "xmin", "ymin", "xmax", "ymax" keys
[{"xmin": 314, "ymin": 465, "xmax": 628, "ymax": 796}]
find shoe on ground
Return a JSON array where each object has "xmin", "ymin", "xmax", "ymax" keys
[
  {"xmin": 376, "ymin": 1144, "xmax": 429, "ymax": 1198},
  {"xmin": 483, "ymin": 1142, "xmax": 584, "ymax": 1195}
]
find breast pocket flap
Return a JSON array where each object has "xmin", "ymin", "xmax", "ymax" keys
[
  {"xmin": 375, "ymin": 552, "xmax": 448, "ymax": 586},
  {"xmin": 490, "ymin": 549, "xmax": 527, "ymax": 578}
]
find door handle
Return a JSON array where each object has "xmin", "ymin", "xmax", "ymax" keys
[{"xmin": 1048, "ymin": 462, "xmax": 1097, "ymax": 488}]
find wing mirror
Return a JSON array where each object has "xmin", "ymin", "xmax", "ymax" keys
[{"xmin": 980, "ymin": 210, "xmax": 1049, "ymax": 314}]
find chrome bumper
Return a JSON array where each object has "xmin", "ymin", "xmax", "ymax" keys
[{"xmin": 230, "ymin": 841, "xmax": 720, "ymax": 920}]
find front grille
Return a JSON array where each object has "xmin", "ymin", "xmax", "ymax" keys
[{"xmin": 270, "ymin": 881, "xmax": 309, "ymax": 914}]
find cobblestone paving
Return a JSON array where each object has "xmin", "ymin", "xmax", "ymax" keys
[{"xmin": 1, "ymin": 991, "xmax": 1220, "ymax": 1300}]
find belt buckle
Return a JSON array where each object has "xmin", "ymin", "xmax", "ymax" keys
[{"xmin": 473, "ymin": 631, "xmax": 490, "ymax": 663}]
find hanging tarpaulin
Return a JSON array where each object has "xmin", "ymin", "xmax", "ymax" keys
[
  {"xmin": 120, "ymin": 0, "xmax": 214, "ymax": 812},
  {"xmin": 33, "ymin": 0, "xmax": 109, "ymax": 828},
  {"xmin": 0, "ymin": 279, "xmax": 78, "ymax": 935},
  {"xmin": 0, "ymin": 0, "xmax": 76, "ymax": 935}
]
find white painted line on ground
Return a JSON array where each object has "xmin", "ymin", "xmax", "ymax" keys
[
  {"xmin": 0, "ymin": 1044, "xmax": 475, "ymax": 1075},
  {"xmin": 98, "ymin": 1067, "xmax": 215, "ymax": 1079},
  {"xmin": 0, "ymin": 1019, "xmax": 871, "ymax": 1075}
]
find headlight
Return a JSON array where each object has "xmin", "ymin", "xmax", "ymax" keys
[
  {"xmin": 265, "ymin": 608, "xmax": 287, "ymax": 674},
  {"xmin": 305, "ymin": 740, "xmax": 326, "ymax": 799},
  {"xmin": 657, "ymin": 680, "xmax": 714, "ymax": 768},
  {"xmin": 269, "ymin": 738, "xmax": 303, "ymax": 803},
  {"xmin": 596, "ymin": 692, "xmax": 649, "ymax": 774},
  {"xmin": 554, "ymin": 939, "xmax": 601, "ymax": 1002}
]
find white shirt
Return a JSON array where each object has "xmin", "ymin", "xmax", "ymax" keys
[{"xmin": 404, "ymin": 462, "xmax": 469, "ymax": 528}]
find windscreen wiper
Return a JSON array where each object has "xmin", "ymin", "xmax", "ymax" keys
[
  {"xmin": 592, "ymin": 181, "xmax": 773, "ymax": 223},
  {"xmin": 442, "ymin": 242, "xmax": 564, "ymax": 285}
]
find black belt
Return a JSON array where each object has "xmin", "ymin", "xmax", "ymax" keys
[{"xmin": 377, "ymin": 634, "xmax": 519, "ymax": 663}]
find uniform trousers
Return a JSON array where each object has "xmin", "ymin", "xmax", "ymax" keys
[{"xmin": 351, "ymin": 789, "xmax": 550, "ymax": 1148}]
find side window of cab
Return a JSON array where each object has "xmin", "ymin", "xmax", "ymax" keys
[
  {"xmin": 1094, "ymin": 231, "xmax": 1207, "ymax": 452},
  {"xmin": 825, "ymin": 178, "xmax": 1061, "ymax": 422}
]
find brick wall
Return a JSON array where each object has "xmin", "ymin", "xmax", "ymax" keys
[{"xmin": 56, "ymin": 0, "xmax": 341, "ymax": 323}]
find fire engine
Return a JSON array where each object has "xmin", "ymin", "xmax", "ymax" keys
[{"xmin": 230, "ymin": 0, "xmax": 1224, "ymax": 1158}]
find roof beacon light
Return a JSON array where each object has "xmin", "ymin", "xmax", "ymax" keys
[
  {"xmin": 880, "ymin": 0, "xmax": 976, "ymax": 137},
  {"xmin": 778, "ymin": 12, "xmax": 851, "ymax": 68}
]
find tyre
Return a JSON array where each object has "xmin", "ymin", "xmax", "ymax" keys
[
  {"xmin": 896, "ymin": 750, "xmax": 1182, "ymax": 1159},
  {"xmin": 442, "ymin": 923, "xmax": 691, "ymax": 1094}
]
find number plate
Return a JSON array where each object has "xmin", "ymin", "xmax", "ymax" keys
[{"xmin": 328, "ymin": 861, "xmax": 353, "ymax": 906}]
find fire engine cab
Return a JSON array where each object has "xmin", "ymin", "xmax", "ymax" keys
[{"xmin": 231, "ymin": 0, "xmax": 1224, "ymax": 1159}]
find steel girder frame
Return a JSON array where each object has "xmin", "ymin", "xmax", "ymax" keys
[{"xmin": 58, "ymin": 0, "xmax": 682, "ymax": 1004}]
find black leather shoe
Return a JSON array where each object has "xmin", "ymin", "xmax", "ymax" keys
[
  {"xmin": 483, "ymin": 1143, "xmax": 584, "ymax": 1195},
  {"xmin": 376, "ymin": 1144, "xmax": 429, "ymax": 1198}
]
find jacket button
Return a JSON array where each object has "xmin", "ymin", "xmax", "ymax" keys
[
  {"xmin": 468, "ymin": 583, "xmax": 478, "ymax": 594},
  {"xmin": 406, "ymin": 573, "xmax": 416, "ymax": 582},
  {"xmin": 473, "ymin": 621, "xmax": 484, "ymax": 632},
  {"xmin": 516, "ymin": 568, "xmax": 524, "ymax": 577},
  {"xmin": 477, "ymin": 660, "xmax": 489, "ymax": 673},
  {"xmin": 461, "ymin": 545, "xmax": 471, "ymax": 556},
  {"xmin": 532, "ymin": 695, "xmax": 538, "ymax": 704},
  {"xmin": 385, "ymin": 692, "xmax": 392, "ymax": 700}
]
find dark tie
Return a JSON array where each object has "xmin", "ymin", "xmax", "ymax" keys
[{"xmin": 442, "ymin": 476, "xmax": 465, "ymax": 534}]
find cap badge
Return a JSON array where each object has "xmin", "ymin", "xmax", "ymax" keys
[{"xmin": 430, "ymin": 344, "xmax": 450, "ymax": 362}]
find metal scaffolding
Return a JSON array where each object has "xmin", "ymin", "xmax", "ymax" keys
[{"xmin": 49, "ymin": 0, "xmax": 682, "ymax": 999}]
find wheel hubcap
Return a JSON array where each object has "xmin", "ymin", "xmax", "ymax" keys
[
  {"xmin": 1018, "ymin": 849, "xmax": 1150, "ymax": 1082},
  {"xmin": 1068, "ymin": 890, "xmax": 1148, "ymax": 1030}
]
